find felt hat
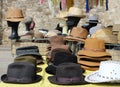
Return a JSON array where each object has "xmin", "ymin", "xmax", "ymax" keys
[
  {"xmin": 16, "ymin": 46, "xmax": 43, "ymax": 64},
  {"xmin": 85, "ymin": 60, "xmax": 120, "ymax": 83},
  {"xmin": 65, "ymin": 7, "xmax": 85, "ymax": 18},
  {"xmin": 48, "ymin": 62, "xmax": 88, "ymax": 85},
  {"xmin": 65, "ymin": 27, "xmax": 88, "ymax": 42},
  {"xmin": 77, "ymin": 38, "xmax": 111, "ymax": 57},
  {"xmin": 6, "ymin": 7, "xmax": 24, "ymax": 22},
  {"xmin": 1, "ymin": 62, "xmax": 42, "ymax": 84},
  {"xmin": 45, "ymin": 52, "xmax": 78, "ymax": 75}
]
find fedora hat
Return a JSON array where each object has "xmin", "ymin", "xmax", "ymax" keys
[
  {"xmin": 86, "ymin": 15, "xmax": 100, "ymax": 23},
  {"xmin": 16, "ymin": 46, "xmax": 43, "ymax": 64},
  {"xmin": 77, "ymin": 38, "xmax": 111, "ymax": 57},
  {"xmin": 48, "ymin": 62, "xmax": 87, "ymax": 85},
  {"xmin": 85, "ymin": 60, "xmax": 120, "ymax": 83},
  {"xmin": 14, "ymin": 55, "xmax": 42, "ymax": 72},
  {"xmin": 65, "ymin": 27, "xmax": 88, "ymax": 42},
  {"xmin": 65, "ymin": 7, "xmax": 85, "ymax": 18},
  {"xmin": 1, "ymin": 62, "xmax": 42, "ymax": 84},
  {"xmin": 6, "ymin": 7, "xmax": 24, "ymax": 22},
  {"xmin": 45, "ymin": 52, "xmax": 78, "ymax": 75},
  {"xmin": 91, "ymin": 28, "xmax": 118, "ymax": 44}
]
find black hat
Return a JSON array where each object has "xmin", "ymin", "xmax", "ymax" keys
[
  {"xmin": 45, "ymin": 52, "xmax": 78, "ymax": 74},
  {"xmin": 1, "ymin": 62, "xmax": 42, "ymax": 84},
  {"xmin": 48, "ymin": 62, "xmax": 88, "ymax": 85},
  {"xmin": 16, "ymin": 46, "xmax": 43, "ymax": 64}
]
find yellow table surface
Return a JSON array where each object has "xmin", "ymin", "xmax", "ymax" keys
[{"xmin": 0, "ymin": 59, "xmax": 120, "ymax": 87}]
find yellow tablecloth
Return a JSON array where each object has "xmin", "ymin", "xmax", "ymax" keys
[{"xmin": 0, "ymin": 63, "xmax": 120, "ymax": 87}]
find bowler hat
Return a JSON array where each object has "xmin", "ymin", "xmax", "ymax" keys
[
  {"xmin": 16, "ymin": 46, "xmax": 43, "ymax": 64},
  {"xmin": 1, "ymin": 62, "xmax": 42, "ymax": 84},
  {"xmin": 48, "ymin": 62, "xmax": 87, "ymax": 85},
  {"xmin": 45, "ymin": 52, "xmax": 78, "ymax": 75}
]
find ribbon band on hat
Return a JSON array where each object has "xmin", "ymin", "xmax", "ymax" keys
[{"xmin": 83, "ymin": 47, "xmax": 106, "ymax": 52}]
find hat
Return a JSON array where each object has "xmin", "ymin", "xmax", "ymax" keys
[
  {"xmin": 85, "ymin": 60, "xmax": 120, "ymax": 83},
  {"xmin": 48, "ymin": 62, "xmax": 87, "ymax": 85},
  {"xmin": 6, "ymin": 7, "xmax": 24, "ymax": 22},
  {"xmin": 65, "ymin": 7, "xmax": 85, "ymax": 18},
  {"xmin": 77, "ymin": 38, "xmax": 111, "ymax": 57},
  {"xmin": 86, "ymin": 15, "xmax": 99, "ymax": 23},
  {"xmin": 45, "ymin": 52, "xmax": 78, "ymax": 75},
  {"xmin": 1, "ymin": 62, "xmax": 42, "ymax": 84},
  {"xmin": 16, "ymin": 46, "xmax": 43, "ymax": 64},
  {"xmin": 65, "ymin": 27, "xmax": 88, "ymax": 42},
  {"xmin": 55, "ymin": 11, "xmax": 68, "ymax": 20},
  {"xmin": 91, "ymin": 29, "xmax": 118, "ymax": 44},
  {"xmin": 14, "ymin": 55, "xmax": 42, "ymax": 72}
]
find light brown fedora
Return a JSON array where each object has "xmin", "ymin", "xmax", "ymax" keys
[{"xmin": 6, "ymin": 7, "xmax": 24, "ymax": 22}]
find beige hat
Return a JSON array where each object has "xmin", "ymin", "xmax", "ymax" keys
[
  {"xmin": 65, "ymin": 7, "xmax": 85, "ymax": 18},
  {"xmin": 91, "ymin": 28, "xmax": 118, "ymax": 44},
  {"xmin": 55, "ymin": 11, "xmax": 68, "ymax": 20},
  {"xmin": 6, "ymin": 7, "xmax": 24, "ymax": 22}
]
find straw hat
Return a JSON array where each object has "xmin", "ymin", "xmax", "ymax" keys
[
  {"xmin": 77, "ymin": 38, "xmax": 111, "ymax": 57},
  {"xmin": 6, "ymin": 7, "xmax": 24, "ymax": 22},
  {"xmin": 91, "ymin": 28, "xmax": 118, "ymax": 44},
  {"xmin": 65, "ymin": 27, "xmax": 88, "ymax": 42},
  {"xmin": 65, "ymin": 7, "xmax": 85, "ymax": 18},
  {"xmin": 55, "ymin": 11, "xmax": 68, "ymax": 20}
]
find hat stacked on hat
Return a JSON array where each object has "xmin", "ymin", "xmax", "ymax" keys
[
  {"xmin": 77, "ymin": 38, "xmax": 112, "ymax": 71},
  {"xmin": 45, "ymin": 51, "xmax": 79, "ymax": 75},
  {"xmin": 65, "ymin": 27, "xmax": 88, "ymax": 42},
  {"xmin": 48, "ymin": 62, "xmax": 88, "ymax": 85},
  {"xmin": 16, "ymin": 46, "xmax": 44, "ymax": 64},
  {"xmin": 6, "ymin": 7, "xmax": 24, "ymax": 22},
  {"xmin": 1, "ymin": 62, "xmax": 42, "ymax": 84}
]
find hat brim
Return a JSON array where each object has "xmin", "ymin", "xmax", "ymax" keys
[
  {"xmin": 6, "ymin": 18, "xmax": 24, "ymax": 22},
  {"xmin": 77, "ymin": 50, "xmax": 111, "ymax": 57},
  {"xmin": 65, "ymin": 15, "xmax": 85, "ymax": 18},
  {"xmin": 45, "ymin": 65, "xmax": 56, "ymax": 75},
  {"xmin": 1, "ymin": 74, "xmax": 42, "ymax": 84},
  {"xmin": 65, "ymin": 36, "xmax": 85, "ymax": 42},
  {"xmin": 48, "ymin": 75, "xmax": 87, "ymax": 85},
  {"xmin": 85, "ymin": 71, "xmax": 120, "ymax": 83}
]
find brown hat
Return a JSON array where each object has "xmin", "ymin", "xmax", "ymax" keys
[
  {"xmin": 77, "ymin": 38, "xmax": 111, "ymax": 57},
  {"xmin": 65, "ymin": 27, "xmax": 88, "ymax": 42},
  {"xmin": 6, "ymin": 7, "xmax": 24, "ymax": 22},
  {"xmin": 80, "ymin": 65, "xmax": 99, "ymax": 71}
]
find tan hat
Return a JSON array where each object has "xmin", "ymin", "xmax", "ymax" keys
[
  {"xmin": 6, "ymin": 7, "xmax": 24, "ymax": 22},
  {"xmin": 77, "ymin": 38, "xmax": 111, "ymax": 57},
  {"xmin": 65, "ymin": 7, "xmax": 85, "ymax": 18},
  {"xmin": 91, "ymin": 28, "xmax": 118, "ymax": 44},
  {"xmin": 55, "ymin": 11, "xmax": 68, "ymax": 20},
  {"xmin": 65, "ymin": 27, "xmax": 88, "ymax": 42},
  {"xmin": 80, "ymin": 65, "xmax": 99, "ymax": 71}
]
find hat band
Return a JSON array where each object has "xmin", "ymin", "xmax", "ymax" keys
[
  {"xmin": 70, "ymin": 35, "xmax": 86, "ymax": 39},
  {"xmin": 83, "ymin": 47, "xmax": 105, "ymax": 52},
  {"xmin": 89, "ymin": 20, "xmax": 98, "ymax": 23},
  {"xmin": 8, "ymin": 77, "xmax": 33, "ymax": 82},
  {"xmin": 57, "ymin": 77, "xmax": 81, "ymax": 83},
  {"xmin": 7, "ymin": 17, "xmax": 24, "ymax": 19}
]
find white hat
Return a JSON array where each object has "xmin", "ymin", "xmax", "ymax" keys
[
  {"xmin": 87, "ymin": 15, "xmax": 100, "ymax": 23},
  {"xmin": 85, "ymin": 60, "xmax": 120, "ymax": 83}
]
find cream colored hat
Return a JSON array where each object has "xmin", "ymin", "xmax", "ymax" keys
[
  {"xmin": 55, "ymin": 11, "xmax": 68, "ymax": 20},
  {"xmin": 6, "ymin": 7, "xmax": 24, "ymax": 22},
  {"xmin": 65, "ymin": 7, "xmax": 85, "ymax": 18}
]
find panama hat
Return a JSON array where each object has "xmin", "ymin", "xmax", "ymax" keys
[
  {"xmin": 1, "ymin": 62, "xmax": 42, "ymax": 84},
  {"xmin": 6, "ymin": 7, "xmax": 24, "ymax": 22},
  {"xmin": 86, "ymin": 15, "xmax": 100, "ymax": 23},
  {"xmin": 48, "ymin": 62, "xmax": 88, "ymax": 85},
  {"xmin": 65, "ymin": 7, "xmax": 85, "ymax": 18},
  {"xmin": 77, "ymin": 38, "xmax": 111, "ymax": 57},
  {"xmin": 85, "ymin": 60, "xmax": 120, "ymax": 83}
]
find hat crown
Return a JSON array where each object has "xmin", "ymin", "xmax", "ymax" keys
[
  {"xmin": 6, "ymin": 62, "xmax": 36, "ymax": 82},
  {"xmin": 56, "ymin": 63, "xmax": 83, "ymax": 77},
  {"xmin": 53, "ymin": 52, "xmax": 77, "ymax": 65},
  {"xmin": 84, "ymin": 38, "xmax": 105, "ymax": 51},
  {"xmin": 70, "ymin": 27, "xmax": 88, "ymax": 39},
  {"xmin": 68, "ymin": 7, "xmax": 84, "ymax": 17}
]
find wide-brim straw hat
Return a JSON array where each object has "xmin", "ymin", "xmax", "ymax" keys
[
  {"xmin": 6, "ymin": 7, "xmax": 24, "ymax": 22},
  {"xmin": 91, "ymin": 28, "xmax": 118, "ymax": 44},
  {"xmin": 65, "ymin": 7, "xmax": 85, "ymax": 18},
  {"xmin": 85, "ymin": 60, "xmax": 120, "ymax": 83},
  {"xmin": 77, "ymin": 38, "xmax": 111, "ymax": 57},
  {"xmin": 65, "ymin": 27, "xmax": 88, "ymax": 42}
]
